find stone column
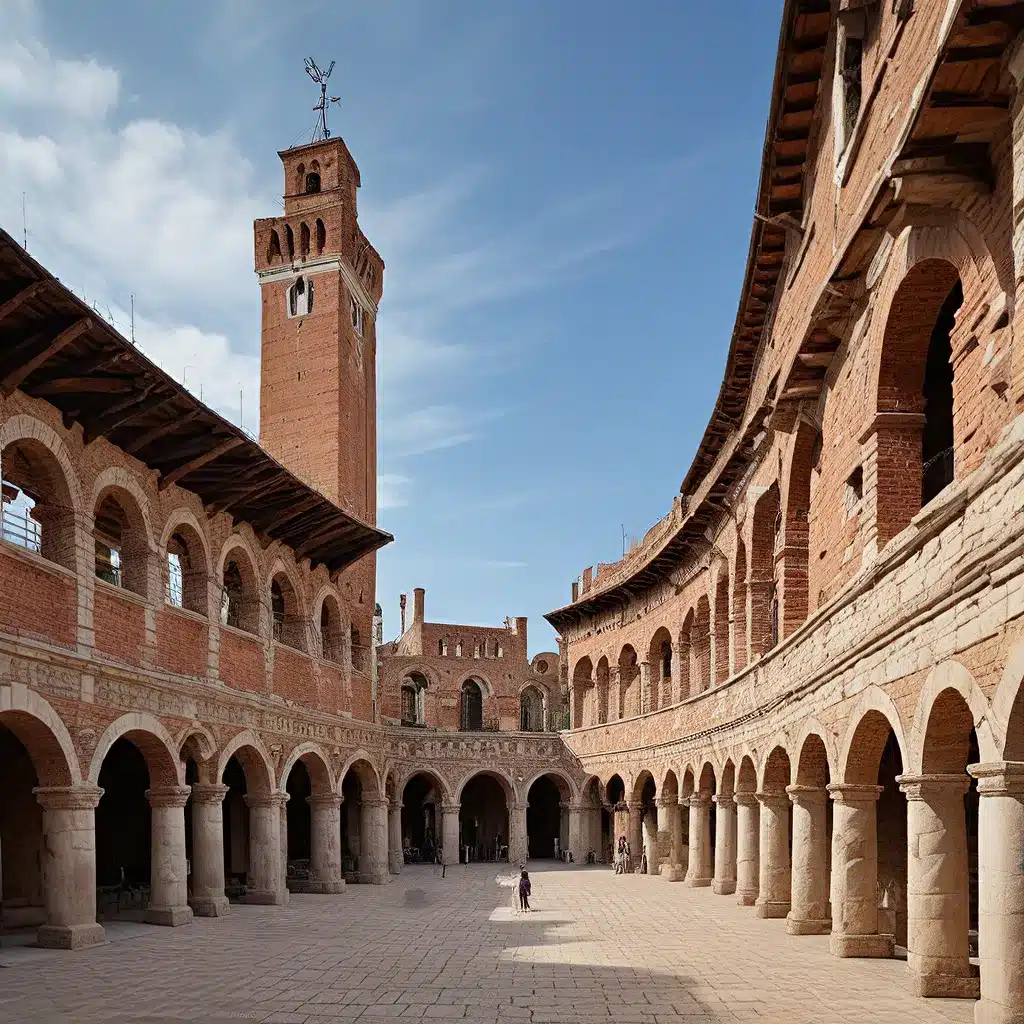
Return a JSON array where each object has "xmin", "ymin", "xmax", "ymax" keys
[
  {"xmin": 627, "ymin": 802, "xmax": 642, "ymax": 870},
  {"xmin": 639, "ymin": 660, "xmax": 651, "ymax": 714},
  {"xmin": 685, "ymin": 794, "xmax": 712, "ymax": 886},
  {"xmin": 897, "ymin": 774, "xmax": 977, "ymax": 998},
  {"xmin": 145, "ymin": 785, "xmax": 193, "ymax": 926},
  {"xmin": 567, "ymin": 803, "xmax": 583, "ymax": 864},
  {"xmin": 786, "ymin": 785, "xmax": 831, "ymax": 935},
  {"xmin": 244, "ymin": 793, "xmax": 286, "ymax": 905},
  {"xmin": 441, "ymin": 802, "xmax": 460, "ymax": 866},
  {"xmin": 669, "ymin": 649, "xmax": 681, "ymax": 704},
  {"xmin": 712, "ymin": 793, "xmax": 737, "ymax": 895},
  {"xmin": 190, "ymin": 783, "xmax": 229, "ymax": 917},
  {"xmin": 969, "ymin": 761, "xmax": 1024, "ymax": 1024},
  {"xmin": 658, "ymin": 798, "xmax": 682, "ymax": 880},
  {"xmin": 278, "ymin": 793, "xmax": 290, "ymax": 905},
  {"xmin": 359, "ymin": 798, "xmax": 390, "ymax": 883},
  {"xmin": 33, "ymin": 784, "xmax": 105, "ymax": 949},
  {"xmin": 828, "ymin": 783, "xmax": 891, "ymax": 957},
  {"xmin": 735, "ymin": 792, "xmax": 759, "ymax": 906},
  {"xmin": 510, "ymin": 803, "xmax": 527, "ymax": 864},
  {"xmin": 643, "ymin": 811, "xmax": 659, "ymax": 875},
  {"xmin": 755, "ymin": 791, "xmax": 790, "ymax": 918},
  {"xmin": 308, "ymin": 794, "xmax": 344, "ymax": 893},
  {"xmin": 388, "ymin": 800, "xmax": 403, "ymax": 875}
]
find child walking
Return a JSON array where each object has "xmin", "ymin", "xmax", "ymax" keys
[{"xmin": 518, "ymin": 869, "xmax": 532, "ymax": 912}]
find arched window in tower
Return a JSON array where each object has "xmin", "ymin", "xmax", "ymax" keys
[
  {"xmin": 299, "ymin": 222, "xmax": 310, "ymax": 258},
  {"xmin": 305, "ymin": 171, "xmax": 321, "ymax": 194},
  {"xmin": 460, "ymin": 679, "xmax": 483, "ymax": 731},
  {"xmin": 285, "ymin": 224, "xmax": 294, "ymax": 261},
  {"xmin": 315, "ymin": 219, "xmax": 326, "ymax": 255},
  {"xmin": 287, "ymin": 276, "xmax": 314, "ymax": 318},
  {"xmin": 267, "ymin": 230, "xmax": 281, "ymax": 264}
]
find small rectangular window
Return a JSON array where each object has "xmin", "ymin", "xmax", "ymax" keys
[
  {"xmin": 350, "ymin": 297, "xmax": 365, "ymax": 336},
  {"xmin": 845, "ymin": 466, "xmax": 864, "ymax": 518}
]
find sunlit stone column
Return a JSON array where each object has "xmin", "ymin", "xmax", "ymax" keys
[
  {"xmin": 359, "ymin": 797, "xmax": 390, "ymax": 883},
  {"xmin": 712, "ymin": 792, "xmax": 737, "ymax": 895},
  {"xmin": 786, "ymin": 785, "xmax": 830, "ymax": 934},
  {"xmin": 146, "ymin": 785, "xmax": 193, "ymax": 926},
  {"xmin": 567, "ymin": 803, "xmax": 584, "ymax": 864},
  {"xmin": 828, "ymin": 783, "xmax": 891, "ymax": 957},
  {"xmin": 627, "ymin": 801, "xmax": 643, "ymax": 870},
  {"xmin": 388, "ymin": 799, "xmax": 403, "ymax": 875},
  {"xmin": 659, "ymin": 798, "xmax": 683, "ymax": 880},
  {"xmin": 278, "ymin": 793, "xmax": 290, "ymax": 905},
  {"xmin": 735, "ymin": 791, "xmax": 759, "ymax": 906},
  {"xmin": 675, "ymin": 797, "xmax": 689, "ymax": 877},
  {"xmin": 685, "ymin": 793, "xmax": 712, "ymax": 887},
  {"xmin": 441, "ymin": 802, "xmax": 460, "ymax": 866},
  {"xmin": 33, "ymin": 784, "xmax": 106, "ymax": 949},
  {"xmin": 969, "ymin": 761, "xmax": 1024, "ymax": 1024},
  {"xmin": 244, "ymin": 793, "xmax": 286, "ymax": 905},
  {"xmin": 643, "ymin": 810, "xmax": 660, "ymax": 875},
  {"xmin": 189, "ymin": 783, "xmax": 229, "ymax": 917},
  {"xmin": 755, "ymin": 791, "xmax": 790, "ymax": 918},
  {"xmin": 308, "ymin": 793, "xmax": 344, "ymax": 893}
]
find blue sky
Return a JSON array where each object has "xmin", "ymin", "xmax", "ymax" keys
[{"xmin": 0, "ymin": 0, "xmax": 783, "ymax": 652}]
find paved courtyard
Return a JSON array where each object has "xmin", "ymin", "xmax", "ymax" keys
[{"xmin": 0, "ymin": 863, "xmax": 974, "ymax": 1024}]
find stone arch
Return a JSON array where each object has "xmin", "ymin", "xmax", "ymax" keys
[
  {"xmin": 793, "ymin": 719, "xmax": 835, "ymax": 787},
  {"xmin": 631, "ymin": 768, "xmax": 656, "ymax": 804},
  {"xmin": 0, "ymin": 683, "xmax": 81, "ymax": 786},
  {"xmin": 175, "ymin": 723, "xmax": 217, "ymax": 764},
  {"xmin": 680, "ymin": 765, "xmax": 697, "ymax": 799},
  {"xmin": 524, "ymin": 767, "xmax": 577, "ymax": 804},
  {"xmin": 838, "ymin": 686, "xmax": 909, "ymax": 785},
  {"xmin": 760, "ymin": 743, "xmax": 792, "ymax": 794},
  {"xmin": 216, "ymin": 729, "xmax": 276, "ymax": 796},
  {"xmin": 697, "ymin": 761, "xmax": 716, "ymax": 795},
  {"xmin": 719, "ymin": 757, "xmax": 736, "ymax": 798},
  {"xmin": 648, "ymin": 626, "xmax": 673, "ymax": 710},
  {"xmin": 337, "ymin": 750, "xmax": 382, "ymax": 800},
  {"xmin": 605, "ymin": 772, "xmax": 626, "ymax": 805},
  {"xmin": 91, "ymin": 472, "xmax": 157, "ymax": 599},
  {"xmin": 572, "ymin": 655, "xmax": 594, "ymax": 728},
  {"xmin": 279, "ymin": 742, "xmax": 335, "ymax": 795},
  {"xmin": 661, "ymin": 768, "xmax": 679, "ymax": 802},
  {"xmin": 397, "ymin": 765, "xmax": 452, "ymax": 805},
  {"xmin": 267, "ymin": 557, "xmax": 308, "ymax": 651},
  {"xmin": 217, "ymin": 536, "xmax": 262, "ymax": 635},
  {"xmin": 0, "ymin": 413, "xmax": 84, "ymax": 512},
  {"xmin": 160, "ymin": 508, "xmax": 212, "ymax": 614},
  {"xmin": 455, "ymin": 766, "xmax": 518, "ymax": 806},
  {"xmin": 908, "ymin": 660, "xmax": 997, "ymax": 773},
  {"xmin": 88, "ymin": 712, "xmax": 181, "ymax": 788},
  {"xmin": 737, "ymin": 754, "xmax": 758, "ymax": 794}
]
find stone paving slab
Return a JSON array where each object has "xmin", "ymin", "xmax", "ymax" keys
[{"xmin": 0, "ymin": 863, "xmax": 974, "ymax": 1023}]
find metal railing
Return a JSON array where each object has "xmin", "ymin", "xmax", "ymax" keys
[{"xmin": 2, "ymin": 504, "xmax": 41, "ymax": 553}]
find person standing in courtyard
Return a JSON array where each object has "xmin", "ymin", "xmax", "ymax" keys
[{"xmin": 518, "ymin": 869, "xmax": 531, "ymax": 912}]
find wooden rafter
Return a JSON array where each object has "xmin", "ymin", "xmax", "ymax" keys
[
  {"xmin": 0, "ymin": 280, "xmax": 46, "ymax": 323},
  {"xmin": 122, "ymin": 408, "xmax": 200, "ymax": 454},
  {"xmin": 1, "ymin": 318, "xmax": 92, "ymax": 395},
  {"xmin": 158, "ymin": 436, "xmax": 244, "ymax": 491}
]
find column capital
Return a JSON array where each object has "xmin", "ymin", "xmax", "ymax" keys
[
  {"xmin": 190, "ymin": 783, "xmax": 229, "ymax": 805},
  {"xmin": 361, "ymin": 797, "xmax": 388, "ymax": 810},
  {"xmin": 755, "ymin": 790, "xmax": 789, "ymax": 809},
  {"xmin": 967, "ymin": 760, "xmax": 1024, "ymax": 796},
  {"xmin": 441, "ymin": 802, "xmax": 461, "ymax": 814},
  {"xmin": 656, "ymin": 795, "xmax": 676, "ymax": 809},
  {"xmin": 689, "ymin": 792, "xmax": 711, "ymax": 807},
  {"xmin": 33, "ymin": 784, "xmax": 103, "ymax": 810},
  {"xmin": 733, "ymin": 791, "xmax": 758, "ymax": 806},
  {"xmin": 785, "ymin": 784, "xmax": 827, "ymax": 806},
  {"xmin": 895, "ymin": 773, "xmax": 970, "ymax": 800},
  {"xmin": 244, "ymin": 791, "xmax": 289, "ymax": 809},
  {"xmin": 146, "ymin": 785, "xmax": 191, "ymax": 809},
  {"xmin": 307, "ymin": 793, "xmax": 343, "ymax": 810},
  {"xmin": 712, "ymin": 792, "xmax": 736, "ymax": 805},
  {"xmin": 827, "ymin": 782, "xmax": 883, "ymax": 804}
]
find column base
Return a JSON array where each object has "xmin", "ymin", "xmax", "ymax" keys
[
  {"xmin": 907, "ymin": 967, "xmax": 980, "ymax": 1000},
  {"xmin": 684, "ymin": 876, "xmax": 712, "ymax": 887},
  {"xmin": 289, "ymin": 879, "xmax": 345, "ymax": 894},
  {"xmin": 974, "ymin": 1001, "xmax": 1024, "ymax": 1024},
  {"xmin": 243, "ymin": 889, "xmax": 288, "ymax": 906},
  {"xmin": 786, "ymin": 915, "xmax": 831, "ymax": 935},
  {"xmin": 37, "ymin": 922, "xmax": 106, "ymax": 949},
  {"xmin": 359, "ymin": 870, "xmax": 391, "ymax": 885},
  {"xmin": 190, "ymin": 895, "xmax": 229, "ymax": 917},
  {"xmin": 830, "ymin": 932, "xmax": 894, "ymax": 958},
  {"xmin": 146, "ymin": 905, "xmax": 193, "ymax": 927},
  {"xmin": 712, "ymin": 878, "xmax": 737, "ymax": 895},
  {"xmin": 736, "ymin": 889, "xmax": 758, "ymax": 907},
  {"xmin": 755, "ymin": 899, "xmax": 790, "ymax": 919},
  {"xmin": 661, "ymin": 864, "xmax": 684, "ymax": 881}
]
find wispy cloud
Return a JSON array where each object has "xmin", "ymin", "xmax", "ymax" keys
[{"xmin": 474, "ymin": 559, "xmax": 528, "ymax": 570}]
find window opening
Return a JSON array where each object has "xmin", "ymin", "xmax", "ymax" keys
[
  {"xmin": 288, "ymin": 276, "xmax": 313, "ymax": 318},
  {"xmin": 93, "ymin": 496, "xmax": 125, "ymax": 588},
  {"xmin": 167, "ymin": 552, "xmax": 183, "ymax": 607},
  {"xmin": 350, "ymin": 297, "xmax": 365, "ymax": 335},
  {"xmin": 351, "ymin": 626, "xmax": 362, "ymax": 671},
  {"xmin": 460, "ymin": 679, "xmax": 483, "ymax": 731},
  {"xmin": 520, "ymin": 687, "xmax": 544, "ymax": 732},
  {"xmin": 221, "ymin": 561, "xmax": 244, "ymax": 628},
  {"xmin": 315, "ymin": 219, "xmax": 325, "ymax": 254},
  {"xmin": 455, "ymin": 641, "xmax": 462, "ymax": 657},
  {"xmin": 661, "ymin": 641, "xmax": 672, "ymax": 680},
  {"xmin": 922, "ymin": 281, "xmax": 961, "ymax": 505},
  {"xmin": 304, "ymin": 172, "xmax": 321, "ymax": 194},
  {"xmin": 299, "ymin": 222, "xmax": 310, "ymax": 258},
  {"xmin": 267, "ymin": 230, "xmax": 282, "ymax": 264},
  {"xmin": 401, "ymin": 685, "xmax": 417, "ymax": 725},
  {"xmin": 285, "ymin": 224, "xmax": 294, "ymax": 261},
  {"xmin": 1, "ymin": 481, "xmax": 41, "ymax": 553},
  {"xmin": 438, "ymin": 639, "xmax": 447, "ymax": 656},
  {"xmin": 271, "ymin": 580, "xmax": 286, "ymax": 642}
]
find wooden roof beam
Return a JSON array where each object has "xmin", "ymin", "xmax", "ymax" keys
[
  {"xmin": 1, "ymin": 318, "xmax": 92, "ymax": 395},
  {"xmin": 83, "ymin": 389, "xmax": 173, "ymax": 445},
  {"xmin": 158, "ymin": 436, "xmax": 244, "ymax": 491},
  {"xmin": 0, "ymin": 280, "xmax": 46, "ymax": 323},
  {"xmin": 123, "ymin": 408, "xmax": 200, "ymax": 454}
]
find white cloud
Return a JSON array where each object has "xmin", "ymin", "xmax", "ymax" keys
[{"xmin": 378, "ymin": 473, "xmax": 411, "ymax": 511}]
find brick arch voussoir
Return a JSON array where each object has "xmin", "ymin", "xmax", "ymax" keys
[
  {"xmin": 791, "ymin": 716, "xmax": 838, "ymax": 787},
  {"xmin": 90, "ymin": 468, "xmax": 158, "ymax": 555},
  {"xmin": 838, "ymin": 685, "xmax": 909, "ymax": 784},
  {"xmin": 216, "ymin": 729, "xmax": 277, "ymax": 795},
  {"xmin": 337, "ymin": 749, "xmax": 383, "ymax": 800},
  {"xmin": 88, "ymin": 712, "xmax": 183, "ymax": 788},
  {"xmin": 0, "ymin": 683, "xmax": 83, "ymax": 786},
  {"xmin": 280, "ymin": 741, "xmax": 336, "ymax": 795},
  {"xmin": 0, "ymin": 413, "xmax": 84, "ymax": 513}
]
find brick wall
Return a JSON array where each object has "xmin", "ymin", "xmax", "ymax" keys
[
  {"xmin": 0, "ymin": 548, "xmax": 76, "ymax": 649},
  {"xmin": 93, "ymin": 584, "xmax": 146, "ymax": 667},
  {"xmin": 220, "ymin": 627, "xmax": 268, "ymax": 694},
  {"xmin": 271, "ymin": 643, "xmax": 316, "ymax": 706}
]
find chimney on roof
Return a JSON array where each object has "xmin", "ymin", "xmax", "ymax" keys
[
  {"xmin": 400, "ymin": 593, "xmax": 407, "ymax": 635},
  {"xmin": 413, "ymin": 587, "xmax": 425, "ymax": 628}
]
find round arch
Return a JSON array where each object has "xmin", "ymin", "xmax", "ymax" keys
[
  {"xmin": 89, "ymin": 468, "xmax": 158, "ymax": 554},
  {"xmin": 158, "ymin": 507, "xmax": 212, "ymax": 572},
  {"xmin": 0, "ymin": 413, "xmax": 84, "ymax": 512},
  {"xmin": 0, "ymin": 684, "xmax": 81, "ymax": 786},
  {"xmin": 337, "ymin": 750, "xmax": 382, "ymax": 799},
  {"xmin": 455, "ymin": 766, "xmax": 517, "ymax": 806},
  {"xmin": 397, "ymin": 765, "xmax": 452, "ymax": 805},
  {"xmin": 216, "ymin": 729, "xmax": 276, "ymax": 796},
  {"xmin": 459, "ymin": 672, "xmax": 494, "ymax": 698},
  {"xmin": 176, "ymin": 723, "xmax": 217, "ymax": 763},
  {"xmin": 279, "ymin": 741, "xmax": 335, "ymax": 795},
  {"xmin": 88, "ymin": 712, "xmax": 181, "ymax": 788},
  {"xmin": 838, "ymin": 686, "xmax": 909, "ymax": 784},
  {"xmin": 522, "ymin": 767, "xmax": 577, "ymax": 804},
  {"xmin": 791, "ymin": 718, "xmax": 838, "ymax": 784}
]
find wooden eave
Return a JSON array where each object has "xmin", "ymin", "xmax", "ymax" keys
[{"xmin": 0, "ymin": 230, "xmax": 392, "ymax": 575}]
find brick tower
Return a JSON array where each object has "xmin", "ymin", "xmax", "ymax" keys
[{"xmin": 254, "ymin": 137, "xmax": 384, "ymax": 670}]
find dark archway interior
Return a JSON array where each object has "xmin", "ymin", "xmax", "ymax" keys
[
  {"xmin": 966, "ymin": 728, "xmax": 980, "ymax": 942},
  {"xmin": 286, "ymin": 760, "xmax": 312, "ymax": 862},
  {"xmin": 606, "ymin": 775, "xmax": 625, "ymax": 805},
  {"xmin": 527, "ymin": 775, "xmax": 562, "ymax": 858},
  {"xmin": 922, "ymin": 279, "xmax": 961, "ymax": 505},
  {"xmin": 0, "ymin": 723, "xmax": 43, "ymax": 917},
  {"xmin": 401, "ymin": 773, "xmax": 439, "ymax": 858},
  {"xmin": 341, "ymin": 770, "xmax": 362, "ymax": 874},
  {"xmin": 601, "ymin": 807, "xmax": 613, "ymax": 862},
  {"xmin": 459, "ymin": 775, "xmax": 508, "ymax": 862},
  {"xmin": 876, "ymin": 731, "xmax": 908, "ymax": 947},
  {"xmin": 96, "ymin": 738, "xmax": 151, "ymax": 905},
  {"xmin": 222, "ymin": 756, "xmax": 249, "ymax": 890},
  {"xmin": 183, "ymin": 756, "xmax": 198, "ymax": 878}
]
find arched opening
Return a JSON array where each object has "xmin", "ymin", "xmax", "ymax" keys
[
  {"xmin": 460, "ymin": 678, "xmax": 483, "ymax": 731},
  {"xmin": 458, "ymin": 773, "xmax": 509, "ymax": 863},
  {"xmin": 713, "ymin": 572, "xmax": 730, "ymax": 684},
  {"xmin": 750, "ymin": 484, "xmax": 780, "ymax": 657},
  {"xmin": 318, "ymin": 594, "xmax": 343, "ymax": 662},
  {"xmin": 299, "ymin": 222, "xmax": 310, "ymax": 258},
  {"xmin": 282, "ymin": 751, "xmax": 333, "ymax": 891},
  {"xmin": 266, "ymin": 229, "xmax": 282, "ymax": 264},
  {"xmin": 520, "ymin": 685, "xmax": 545, "ymax": 732},
  {"xmin": 732, "ymin": 540, "xmax": 748, "ymax": 673},
  {"xmin": 572, "ymin": 656, "xmax": 593, "ymax": 728},
  {"xmin": 220, "ymin": 552, "xmax": 259, "ymax": 634},
  {"xmin": 305, "ymin": 171, "xmax": 321, "ymax": 195},
  {"xmin": 350, "ymin": 626, "xmax": 364, "ymax": 672},
  {"xmin": 315, "ymin": 218, "xmax": 326, "ymax": 254},
  {"xmin": 678, "ymin": 613, "xmax": 693, "ymax": 700},
  {"xmin": 340, "ymin": 760, "xmax": 383, "ymax": 883},
  {"xmin": 635, "ymin": 773, "xmax": 658, "ymax": 873},
  {"xmin": 527, "ymin": 774, "xmax": 567, "ymax": 859},
  {"xmin": 95, "ymin": 738, "xmax": 152, "ymax": 917},
  {"xmin": 698, "ymin": 762, "xmax": 717, "ymax": 881},
  {"xmin": 401, "ymin": 671, "xmax": 428, "ymax": 726},
  {"xmin": 596, "ymin": 656, "xmax": 610, "ymax": 723},
  {"xmin": 285, "ymin": 224, "xmax": 294, "ymax": 261},
  {"xmin": 875, "ymin": 260, "xmax": 963, "ymax": 543},
  {"xmin": 287, "ymin": 275, "xmax": 313, "ymax": 317},
  {"xmin": 285, "ymin": 760, "xmax": 312, "ymax": 873},
  {"xmin": 401, "ymin": 772, "xmax": 442, "ymax": 862},
  {"xmin": 438, "ymin": 638, "xmax": 448, "ymax": 656},
  {"xmin": 780, "ymin": 421, "xmax": 818, "ymax": 638},
  {"xmin": 93, "ymin": 490, "xmax": 149, "ymax": 597},
  {"xmin": 792, "ymin": 733, "xmax": 832, "ymax": 932},
  {"xmin": 648, "ymin": 628, "xmax": 672, "ymax": 711},
  {"xmin": 220, "ymin": 744, "xmax": 273, "ymax": 901},
  {"xmin": 618, "ymin": 645, "xmax": 639, "ymax": 718},
  {"xmin": 166, "ymin": 526, "xmax": 207, "ymax": 614},
  {"xmin": 270, "ymin": 572, "xmax": 305, "ymax": 651},
  {"xmin": 692, "ymin": 598, "xmax": 711, "ymax": 692}
]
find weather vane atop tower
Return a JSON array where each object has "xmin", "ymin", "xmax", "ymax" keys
[{"xmin": 304, "ymin": 57, "xmax": 340, "ymax": 143}]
